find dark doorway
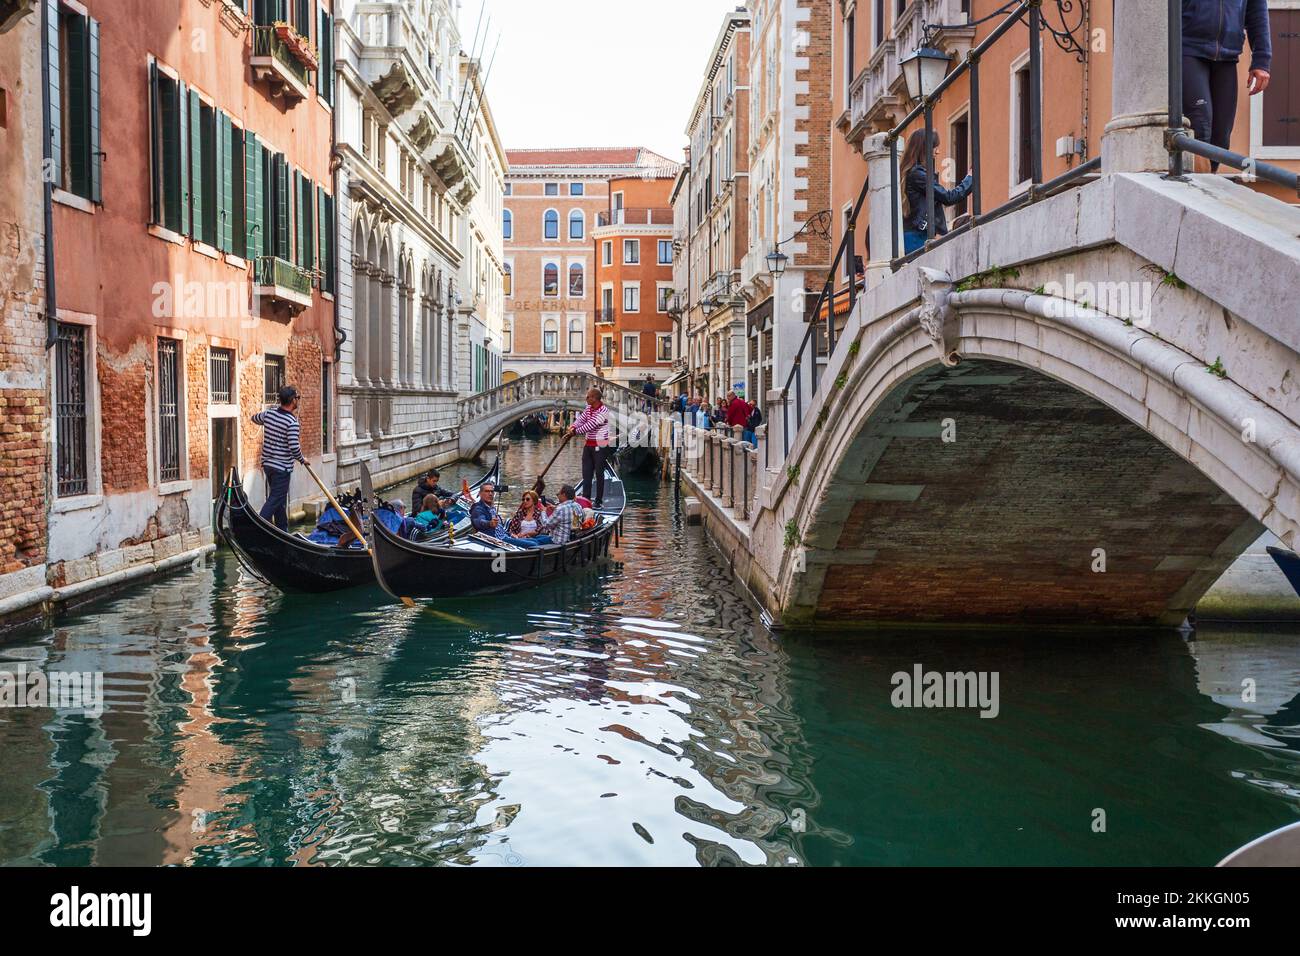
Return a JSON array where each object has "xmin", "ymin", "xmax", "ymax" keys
[{"xmin": 211, "ymin": 416, "xmax": 237, "ymax": 502}]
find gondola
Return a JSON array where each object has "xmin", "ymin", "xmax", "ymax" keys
[
  {"xmin": 362, "ymin": 459, "xmax": 626, "ymax": 602},
  {"xmin": 1266, "ymin": 545, "xmax": 1300, "ymax": 599},
  {"xmin": 616, "ymin": 444, "xmax": 660, "ymax": 476},
  {"xmin": 216, "ymin": 457, "xmax": 499, "ymax": 594}
]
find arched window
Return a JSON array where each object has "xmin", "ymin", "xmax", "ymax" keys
[
  {"xmin": 503, "ymin": 208, "xmax": 512, "ymax": 239},
  {"xmin": 568, "ymin": 209, "xmax": 584, "ymax": 240},
  {"xmin": 543, "ymin": 318, "xmax": 558, "ymax": 354},
  {"xmin": 568, "ymin": 262, "xmax": 584, "ymax": 297},
  {"xmin": 543, "ymin": 209, "xmax": 559, "ymax": 240},
  {"xmin": 543, "ymin": 262, "xmax": 559, "ymax": 297}
]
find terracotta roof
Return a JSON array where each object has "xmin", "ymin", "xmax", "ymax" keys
[{"xmin": 506, "ymin": 147, "xmax": 678, "ymax": 170}]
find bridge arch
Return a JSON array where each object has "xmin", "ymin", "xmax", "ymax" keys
[{"xmin": 770, "ymin": 291, "xmax": 1300, "ymax": 628}]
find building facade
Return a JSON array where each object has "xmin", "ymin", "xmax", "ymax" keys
[
  {"xmin": 0, "ymin": 4, "xmax": 50, "ymax": 620},
  {"xmin": 740, "ymin": 0, "xmax": 833, "ymax": 412},
  {"xmin": 591, "ymin": 174, "xmax": 677, "ymax": 388},
  {"xmin": 676, "ymin": 8, "xmax": 752, "ymax": 405},
  {"xmin": 22, "ymin": 0, "xmax": 338, "ymax": 610},
  {"xmin": 457, "ymin": 56, "xmax": 507, "ymax": 398},
  {"xmin": 333, "ymin": 0, "xmax": 475, "ymax": 487},
  {"xmin": 503, "ymin": 147, "xmax": 676, "ymax": 381}
]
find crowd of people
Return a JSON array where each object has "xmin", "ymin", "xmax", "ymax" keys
[{"xmin": 672, "ymin": 390, "xmax": 763, "ymax": 446}]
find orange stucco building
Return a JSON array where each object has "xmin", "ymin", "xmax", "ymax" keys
[
  {"xmin": 41, "ymin": 0, "xmax": 337, "ymax": 597},
  {"xmin": 591, "ymin": 174, "xmax": 677, "ymax": 388}
]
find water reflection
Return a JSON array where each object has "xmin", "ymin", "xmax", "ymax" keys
[{"xmin": 0, "ymin": 436, "xmax": 1298, "ymax": 865}]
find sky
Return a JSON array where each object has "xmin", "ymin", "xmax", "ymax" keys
[{"xmin": 459, "ymin": 0, "xmax": 744, "ymax": 160}]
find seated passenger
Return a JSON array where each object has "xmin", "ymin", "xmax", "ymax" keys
[
  {"xmin": 538, "ymin": 484, "xmax": 584, "ymax": 545},
  {"xmin": 469, "ymin": 482, "xmax": 541, "ymax": 549},
  {"xmin": 507, "ymin": 490, "xmax": 553, "ymax": 546},
  {"xmin": 411, "ymin": 467, "xmax": 455, "ymax": 516},
  {"xmin": 408, "ymin": 494, "xmax": 446, "ymax": 539}
]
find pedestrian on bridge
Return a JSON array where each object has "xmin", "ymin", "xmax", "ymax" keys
[
  {"xmin": 570, "ymin": 387, "xmax": 610, "ymax": 508},
  {"xmin": 1182, "ymin": 0, "xmax": 1271, "ymax": 171},
  {"xmin": 901, "ymin": 128, "xmax": 972, "ymax": 255}
]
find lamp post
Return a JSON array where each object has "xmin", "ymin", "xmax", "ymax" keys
[{"xmin": 899, "ymin": 43, "xmax": 952, "ymax": 103}]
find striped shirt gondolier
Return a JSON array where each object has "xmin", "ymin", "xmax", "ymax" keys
[
  {"xmin": 251, "ymin": 407, "xmax": 306, "ymax": 471},
  {"xmin": 572, "ymin": 403, "xmax": 609, "ymax": 446}
]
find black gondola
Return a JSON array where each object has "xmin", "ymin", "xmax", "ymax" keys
[
  {"xmin": 362, "ymin": 459, "xmax": 626, "ymax": 602},
  {"xmin": 216, "ymin": 458, "xmax": 499, "ymax": 593},
  {"xmin": 1267, "ymin": 545, "xmax": 1300, "ymax": 599}
]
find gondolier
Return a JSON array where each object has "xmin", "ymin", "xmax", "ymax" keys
[
  {"xmin": 570, "ymin": 387, "xmax": 610, "ymax": 508},
  {"xmin": 251, "ymin": 385, "xmax": 307, "ymax": 531}
]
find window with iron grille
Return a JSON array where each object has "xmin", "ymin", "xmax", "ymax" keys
[
  {"xmin": 209, "ymin": 347, "xmax": 234, "ymax": 403},
  {"xmin": 264, "ymin": 355, "xmax": 285, "ymax": 404},
  {"xmin": 55, "ymin": 322, "xmax": 89, "ymax": 497},
  {"xmin": 321, "ymin": 361, "xmax": 332, "ymax": 453},
  {"xmin": 157, "ymin": 337, "xmax": 183, "ymax": 482}
]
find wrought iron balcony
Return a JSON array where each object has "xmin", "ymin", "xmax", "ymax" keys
[
  {"xmin": 252, "ymin": 25, "xmax": 312, "ymax": 104},
  {"xmin": 596, "ymin": 307, "xmax": 616, "ymax": 324},
  {"xmin": 255, "ymin": 256, "xmax": 314, "ymax": 311}
]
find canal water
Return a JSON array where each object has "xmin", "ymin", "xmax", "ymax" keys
[{"xmin": 1, "ymin": 435, "xmax": 1298, "ymax": 866}]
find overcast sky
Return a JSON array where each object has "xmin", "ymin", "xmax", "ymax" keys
[{"xmin": 460, "ymin": 0, "xmax": 743, "ymax": 159}]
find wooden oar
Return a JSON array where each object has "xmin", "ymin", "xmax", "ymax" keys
[
  {"xmin": 302, "ymin": 461, "xmax": 370, "ymax": 554},
  {"xmin": 533, "ymin": 431, "xmax": 574, "ymax": 496}
]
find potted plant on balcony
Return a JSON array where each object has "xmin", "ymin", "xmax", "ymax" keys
[{"xmin": 273, "ymin": 20, "xmax": 319, "ymax": 71}]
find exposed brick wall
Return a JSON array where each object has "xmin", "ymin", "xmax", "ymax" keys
[
  {"xmin": 0, "ymin": 390, "xmax": 47, "ymax": 574},
  {"xmin": 97, "ymin": 343, "xmax": 150, "ymax": 494},
  {"xmin": 239, "ymin": 355, "xmax": 264, "ymax": 470},
  {"xmin": 288, "ymin": 333, "xmax": 323, "ymax": 460},
  {"xmin": 186, "ymin": 339, "xmax": 209, "ymax": 479},
  {"xmin": 794, "ymin": 0, "xmax": 833, "ymax": 276}
]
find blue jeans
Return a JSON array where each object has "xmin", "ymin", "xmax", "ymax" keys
[
  {"xmin": 742, "ymin": 429, "xmax": 756, "ymax": 446},
  {"xmin": 502, "ymin": 535, "xmax": 540, "ymax": 549},
  {"xmin": 903, "ymin": 230, "xmax": 927, "ymax": 254},
  {"xmin": 260, "ymin": 466, "xmax": 292, "ymax": 531}
]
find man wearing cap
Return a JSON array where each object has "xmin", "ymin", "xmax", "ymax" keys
[
  {"xmin": 411, "ymin": 467, "xmax": 455, "ymax": 516},
  {"xmin": 251, "ymin": 385, "xmax": 307, "ymax": 531}
]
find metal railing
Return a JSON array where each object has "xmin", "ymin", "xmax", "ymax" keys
[
  {"xmin": 596, "ymin": 306, "xmax": 615, "ymax": 324},
  {"xmin": 255, "ymin": 255, "xmax": 313, "ymax": 298},
  {"xmin": 1166, "ymin": 0, "xmax": 1300, "ymax": 194}
]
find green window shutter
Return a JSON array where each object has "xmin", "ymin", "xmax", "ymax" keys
[
  {"xmin": 46, "ymin": 0, "xmax": 61, "ymax": 189},
  {"xmin": 244, "ymin": 132, "xmax": 260, "ymax": 258},
  {"xmin": 65, "ymin": 13, "xmax": 89, "ymax": 198},
  {"xmin": 275, "ymin": 155, "xmax": 290, "ymax": 260},
  {"xmin": 230, "ymin": 123, "xmax": 245, "ymax": 259},
  {"xmin": 218, "ymin": 113, "xmax": 233, "ymax": 253},
  {"xmin": 188, "ymin": 90, "xmax": 202, "ymax": 240},
  {"xmin": 317, "ymin": 11, "xmax": 332, "ymax": 103},
  {"xmin": 149, "ymin": 61, "xmax": 161, "ymax": 224},
  {"xmin": 317, "ymin": 185, "xmax": 332, "ymax": 293},
  {"xmin": 292, "ymin": 169, "xmax": 302, "ymax": 267},
  {"xmin": 201, "ymin": 104, "xmax": 216, "ymax": 246},
  {"xmin": 88, "ymin": 18, "xmax": 101, "ymax": 203},
  {"xmin": 302, "ymin": 175, "xmax": 314, "ymax": 272},
  {"xmin": 178, "ymin": 81, "xmax": 190, "ymax": 236}
]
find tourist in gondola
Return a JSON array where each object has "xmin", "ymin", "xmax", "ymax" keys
[
  {"xmin": 411, "ymin": 467, "xmax": 455, "ymax": 516},
  {"xmin": 250, "ymin": 385, "xmax": 306, "ymax": 531},
  {"xmin": 508, "ymin": 490, "xmax": 554, "ymax": 545},
  {"xmin": 412, "ymin": 494, "xmax": 447, "ymax": 534},
  {"xmin": 470, "ymin": 482, "xmax": 542, "ymax": 549},
  {"xmin": 538, "ymin": 484, "xmax": 583, "ymax": 545},
  {"xmin": 570, "ymin": 387, "xmax": 610, "ymax": 508}
]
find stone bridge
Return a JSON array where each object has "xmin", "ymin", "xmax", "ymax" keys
[
  {"xmin": 457, "ymin": 371, "xmax": 668, "ymax": 458},
  {"xmin": 679, "ymin": 8, "xmax": 1300, "ymax": 629}
]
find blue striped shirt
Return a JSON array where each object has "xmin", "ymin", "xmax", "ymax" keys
[{"xmin": 252, "ymin": 406, "xmax": 306, "ymax": 471}]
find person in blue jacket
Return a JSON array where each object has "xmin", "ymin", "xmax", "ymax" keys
[
  {"xmin": 1182, "ymin": 0, "xmax": 1271, "ymax": 169},
  {"xmin": 900, "ymin": 129, "xmax": 972, "ymax": 255}
]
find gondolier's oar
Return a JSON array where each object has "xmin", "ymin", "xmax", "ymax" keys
[
  {"xmin": 302, "ymin": 461, "xmax": 370, "ymax": 555},
  {"xmin": 533, "ymin": 432, "xmax": 574, "ymax": 496}
]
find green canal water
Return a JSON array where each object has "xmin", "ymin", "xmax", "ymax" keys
[{"xmin": 1, "ymin": 436, "xmax": 1298, "ymax": 866}]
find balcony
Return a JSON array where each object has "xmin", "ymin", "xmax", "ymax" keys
[
  {"xmin": 845, "ymin": 0, "xmax": 975, "ymax": 148},
  {"xmin": 428, "ymin": 132, "xmax": 478, "ymax": 203},
  {"xmin": 252, "ymin": 25, "xmax": 314, "ymax": 104},
  {"xmin": 596, "ymin": 207, "xmax": 674, "ymax": 228},
  {"xmin": 596, "ymin": 307, "xmax": 616, "ymax": 325},
  {"xmin": 254, "ymin": 256, "xmax": 314, "ymax": 312}
]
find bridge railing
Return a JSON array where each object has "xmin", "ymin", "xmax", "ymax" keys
[
  {"xmin": 457, "ymin": 371, "xmax": 670, "ymax": 427},
  {"xmin": 672, "ymin": 420, "xmax": 762, "ymax": 523}
]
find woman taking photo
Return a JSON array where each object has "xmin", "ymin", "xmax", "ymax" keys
[
  {"xmin": 901, "ymin": 128, "xmax": 973, "ymax": 255},
  {"xmin": 508, "ymin": 490, "xmax": 553, "ymax": 546}
]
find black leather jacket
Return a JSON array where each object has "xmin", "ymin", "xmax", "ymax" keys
[{"xmin": 903, "ymin": 164, "xmax": 973, "ymax": 236}]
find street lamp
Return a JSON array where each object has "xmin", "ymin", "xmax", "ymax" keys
[
  {"xmin": 899, "ymin": 43, "xmax": 952, "ymax": 102},
  {"xmin": 766, "ymin": 249, "xmax": 788, "ymax": 278},
  {"xmin": 702, "ymin": 296, "xmax": 715, "ymax": 317}
]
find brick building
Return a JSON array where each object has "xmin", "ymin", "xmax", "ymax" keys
[
  {"xmin": 503, "ymin": 147, "xmax": 676, "ymax": 381},
  {"xmin": 675, "ymin": 8, "xmax": 752, "ymax": 405},
  {"xmin": 739, "ymin": 0, "xmax": 833, "ymax": 415},
  {"xmin": 0, "ymin": 5, "xmax": 51, "ymax": 621},
  {"xmin": 591, "ymin": 173, "xmax": 677, "ymax": 388},
  {"xmin": 30, "ymin": 0, "xmax": 337, "ymax": 609}
]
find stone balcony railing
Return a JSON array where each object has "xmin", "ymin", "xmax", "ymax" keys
[{"xmin": 846, "ymin": 0, "xmax": 975, "ymax": 148}]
